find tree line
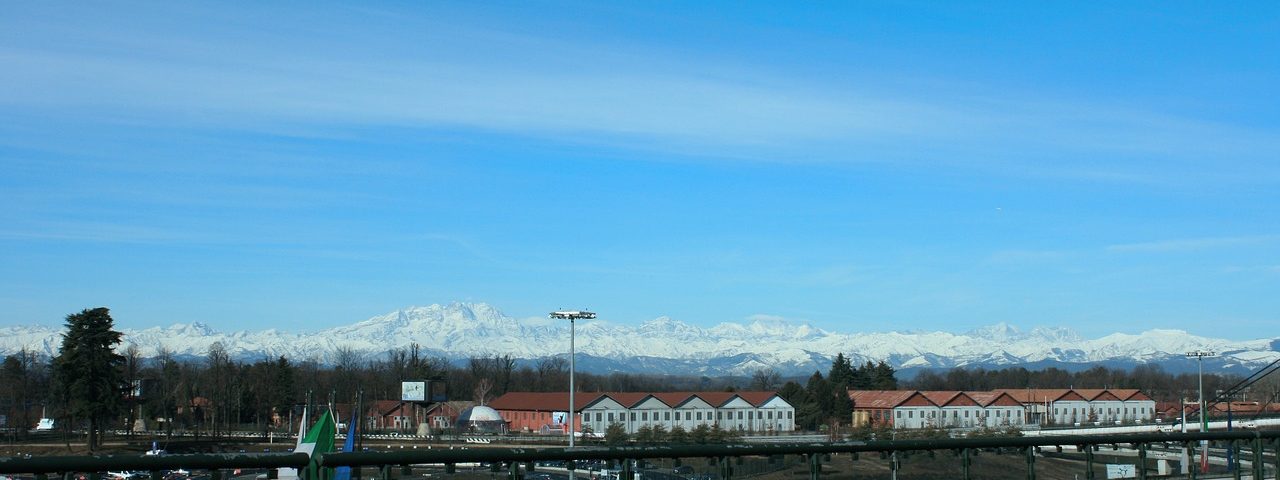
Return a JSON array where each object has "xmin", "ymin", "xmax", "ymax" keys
[
  {"xmin": 0, "ymin": 308, "xmax": 745, "ymax": 449},
  {"xmin": 4, "ymin": 308, "xmax": 1267, "ymax": 451}
]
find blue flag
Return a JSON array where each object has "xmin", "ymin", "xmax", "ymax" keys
[{"xmin": 333, "ymin": 409, "xmax": 360, "ymax": 480}]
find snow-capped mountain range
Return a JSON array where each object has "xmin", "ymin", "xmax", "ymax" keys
[{"xmin": 2, "ymin": 302, "xmax": 1277, "ymax": 377}]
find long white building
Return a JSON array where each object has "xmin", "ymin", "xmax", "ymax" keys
[
  {"xmin": 850, "ymin": 390, "xmax": 1028, "ymax": 429},
  {"xmin": 489, "ymin": 391, "xmax": 795, "ymax": 435},
  {"xmin": 995, "ymin": 388, "xmax": 1157, "ymax": 426},
  {"xmin": 849, "ymin": 388, "xmax": 1157, "ymax": 430}
]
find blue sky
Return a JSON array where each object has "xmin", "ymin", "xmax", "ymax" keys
[{"xmin": 2, "ymin": 2, "xmax": 1278, "ymax": 339}]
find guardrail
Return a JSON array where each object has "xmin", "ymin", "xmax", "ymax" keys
[{"xmin": 2, "ymin": 431, "xmax": 1278, "ymax": 480}]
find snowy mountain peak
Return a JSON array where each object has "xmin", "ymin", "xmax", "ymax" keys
[
  {"xmin": 708, "ymin": 315, "xmax": 824, "ymax": 339},
  {"xmin": 1029, "ymin": 326, "xmax": 1081, "ymax": 343},
  {"xmin": 179, "ymin": 322, "xmax": 216, "ymax": 336},
  {"xmin": 967, "ymin": 322, "xmax": 1024, "ymax": 341},
  {"xmin": 638, "ymin": 316, "xmax": 705, "ymax": 336},
  {"xmin": 1, "ymin": 302, "xmax": 1277, "ymax": 378}
]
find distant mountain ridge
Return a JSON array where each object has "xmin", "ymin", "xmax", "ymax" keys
[{"xmin": 2, "ymin": 302, "xmax": 1276, "ymax": 377}]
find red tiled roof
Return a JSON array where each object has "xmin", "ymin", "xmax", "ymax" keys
[
  {"xmin": 921, "ymin": 391, "xmax": 962, "ymax": 406},
  {"xmin": 994, "ymin": 389, "xmax": 1075, "ymax": 403},
  {"xmin": 968, "ymin": 391, "xmax": 1022, "ymax": 407},
  {"xmin": 849, "ymin": 390, "xmax": 925, "ymax": 409},
  {"xmin": 488, "ymin": 392, "xmax": 606, "ymax": 411},
  {"xmin": 994, "ymin": 388, "xmax": 1154, "ymax": 403},
  {"xmin": 1112, "ymin": 389, "xmax": 1151, "ymax": 401},
  {"xmin": 488, "ymin": 391, "xmax": 783, "ymax": 412},
  {"xmin": 734, "ymin": 391, "xmax": 780, "ymax": 407}
]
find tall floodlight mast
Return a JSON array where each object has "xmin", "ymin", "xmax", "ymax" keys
[
  {"xmin": 1186, "ymin": 350, "xmax": 1215, "ymax": 474},
  {"xmin": 551, "ymin": 310, "xmax": 596, "ymax": 448}
]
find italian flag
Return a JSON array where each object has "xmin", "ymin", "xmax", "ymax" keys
[
  {"xmin": 281, "ymin": 409, "xmax": 336, "ymax": 480},
  {"xmin": 298, "ymin": 411, "xmax": 337, "ymax": 479}
]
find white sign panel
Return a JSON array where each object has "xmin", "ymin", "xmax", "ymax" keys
[
  {"xmin": 401, "ymin": 381, "xmax": 426, "ymax": 402},
  {"xmin": 1105, "ymin": 464, "xmax": 1135, "ymax": 479},
  {"xmin": 551, "ymin": 411, "xmax": 568, "ymax": 425}
]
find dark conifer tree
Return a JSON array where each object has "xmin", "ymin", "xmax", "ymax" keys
[{"xmin": 53, "ymin": 307, "xmax": 126, "ymax": 451}]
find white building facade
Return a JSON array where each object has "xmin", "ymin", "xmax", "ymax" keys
[{"xmin": 493, "ymin": 391, "xmax": 795, "ymax": 436}]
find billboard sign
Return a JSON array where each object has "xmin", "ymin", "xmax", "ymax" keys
[
  {"xmin": 1105, "ymin": 464, "xmax": 1135, "ymax": 479},
  {"xmin": 401, "ymin": 381, "xmax": 426, "ymax": 402},
  {"xmin": 551, "ymin": 411, "xmax": 568, "ymax": 425}
]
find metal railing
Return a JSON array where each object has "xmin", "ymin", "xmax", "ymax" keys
[{"xmin": 2, "ymin": 431, "xmax": 1278, "ymax": 480}]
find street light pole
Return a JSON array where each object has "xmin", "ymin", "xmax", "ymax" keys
[
  {"xmin": 551, "ymin": 310, "xmax": 596, "ymax": 448},
  {"xmin": 1186, "ymin": 350, "xmax": 1215, "ymax": 474}
]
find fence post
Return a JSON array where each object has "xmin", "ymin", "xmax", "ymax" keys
[
  {"xmin": 961, "ymin": 448, "xmax": 971, "ymax": 480},
  {"xmin": 1230, "ymin": 440, "xmax": 1241, "ymax": 480},
  {"xmin": 1025, "ymin": 446, "xmax": 1035, "ymax": 480},
  {"xmin": 1136, "ymin": 443, "xmax": 1147, "ymax": 480},
  {"xmin": 1084, "ymin": 444, "xmax": 1095, "ymax": 480},
  {"xmin": 1273, "ymin": 438, "xmax": 1280, "ymax": 480},
  {"xmin": 807, "ymin": 453, "xmax": 820, "ymax": 480},
  {"xmin": 1253, "ymin": 436, "xmax": 1264, "ymax": 480},
  {"xmin": 1188, "ymin": 441, "xmax": 1197, "ymax": 480}
]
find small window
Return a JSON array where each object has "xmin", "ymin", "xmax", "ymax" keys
[
  {"xmin": 686, "ymin": 411, "xmax": 691, "ymax": 420},
  {"xmin": 896, "ymin": 411, "xmax": 901, "ymax": 418},
  {"xmin": 696, "ymin": 412, "xmax": 702, "ymax": 421},
  {"xmin": 665, "ymin": 412, "xmax": 671, "ymax": 420},
  {"xmin": 738, "ymin": 411, "xmax": 743, "ymax": 419},
  {"xmin": 642, "ymin": 412, "xmax": 648, "ymax": 421},
  {"xmin": 631, "ymin": 412, "xmax": 636, "ymax": 421}
]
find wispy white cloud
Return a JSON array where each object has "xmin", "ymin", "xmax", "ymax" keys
[
  {"xmin": 2, "ymin": 4, "xmax": 1277, "ymax": 184},
  {"xmin": 1106, "ymin": 235, "xmax": 1280, "ymax": 253}
]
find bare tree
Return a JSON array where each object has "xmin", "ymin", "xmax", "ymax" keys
[
  {"xmin": 536, "ymin": 357, "xmax": 568, "ymax": 391},
  {"xmin": 750, "ymin": 369, "xmax": 781, "ymax": 391},
  {"xmin": 333, "ymin": 345, "xmax": 364, "ymax": 404},
  {"xmin": 123, "ymin": 344, "xmax": 143, "ymax": 435},
  {"xmin": 473, "ymin": 377, "xmax": 494, "ymax": 405},
  {"xmin": 205, "ymin": 342, "xmax": 234, "ymax": 437}
]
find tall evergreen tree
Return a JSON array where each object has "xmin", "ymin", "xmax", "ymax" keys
[
  {"xmin": 871, "ymin": 361, "xmax": 898, "ymax": 389},
  {"xmin": 828, "ymin": 354, "xmax": 856, "ymax": 388},
  {"xmin": 826, "ymin": 355, "xmax": 856, "ymax": 424},
  {"xmin": 53, "ymin": 307, "xmax": 126, "ymax": 451}
]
